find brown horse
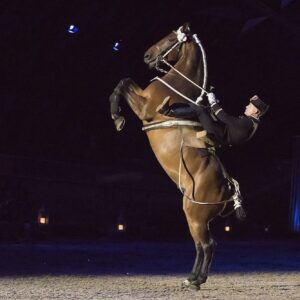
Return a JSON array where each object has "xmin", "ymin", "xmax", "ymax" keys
[{"xmin": 109, "ymin": 23, "xmax": 233, "ymax": 290}]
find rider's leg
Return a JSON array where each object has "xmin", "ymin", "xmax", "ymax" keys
[
  {"xmin": 157, "ymin": 97, "xmax": 198, "ymax": 118},
  {"xmin": 193, "ymin": 105, "xmax": 225, "ymax": 145},
  {"xmin": 157, "ymin": 99, "xmax": 225, "ymax": 145}
]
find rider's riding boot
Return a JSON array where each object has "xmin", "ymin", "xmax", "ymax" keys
[
  {"xmin": 166, "ymin": 106, "xmax": 197, "ymax": 118},
  {"xmin": 156, "ymin": 96, "xmax": 198, "ymax": 118}
]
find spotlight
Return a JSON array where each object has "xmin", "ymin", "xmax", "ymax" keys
[
  {"xmin": 68, "ymin": 24, "xmax": 79, "ymax": 34},
  {"xmin": 113, "ymin": 41, "xmax": 121, "ymax": 51},
  {"xmin": 224, "ymin": 225, "xmax": 231, "ymax": 232}
]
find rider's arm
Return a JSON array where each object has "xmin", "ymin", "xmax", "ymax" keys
[
  {"xmin": 206, "ymin": 92, "xmax": 237, "ymax": 124},
  {"xmin": 210, "ymin": 103, "xmax": 238, "ymax": 124},
  {"xmin": 211, "ymin": 103, "xmax": 257, "ymax": 145}
]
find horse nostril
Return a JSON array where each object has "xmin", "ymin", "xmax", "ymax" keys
[{"xmin": 144, "ymin": 53, "xmax": 151, "ymax": 61}]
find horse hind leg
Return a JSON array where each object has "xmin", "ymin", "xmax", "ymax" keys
[
  {"xmin": 184, "ymin": 219, "xmax": 215, "ymax": 290},
  {"xmin": 198, "ymin": 235, "xmax": 215, "ymax": 282},
  {"xmin": 192, "ymin": 224, "xmax": 215, "ymax": 289},
  {"xmin": 182, "ymin": 242, "xmax": 204, "ymax": 286}
]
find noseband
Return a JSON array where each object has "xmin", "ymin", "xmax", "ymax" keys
[{"xmin": 154, "ymin": 42, "xmax": 182, "ymax": 74}]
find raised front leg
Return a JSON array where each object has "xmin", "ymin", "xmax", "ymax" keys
[
  {"xmin": 109, "ymin": 82, "xmax": 126, "ymax": 131},
  {"xmin": 109, "ymin": 78, "xmax": 152, "ymax": 131}
]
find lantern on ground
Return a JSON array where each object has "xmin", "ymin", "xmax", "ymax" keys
[
  {"xmin": 37, "ymin": 207, "xmax": 49, "ymax": 225},
  {"xmin": 224, "ymin": 225, "xmax": 231, "ymax": 232},
  {"xmin": 116, "ymin": 214, "xmax": 126, "ymax": 232}
]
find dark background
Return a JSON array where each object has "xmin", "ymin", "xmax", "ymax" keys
[{"xmin": 0, "ymin": 0, "xmax": 299, "ymax": 240}]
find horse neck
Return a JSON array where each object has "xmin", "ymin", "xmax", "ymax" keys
[{"xmin": 166, "ymin": 42, "xmax": 203, "ymax": 89}]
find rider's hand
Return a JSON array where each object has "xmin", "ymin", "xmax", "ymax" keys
[{"xmin": 207, "ymin": 92, "xmax": 218, "ymax": 106}]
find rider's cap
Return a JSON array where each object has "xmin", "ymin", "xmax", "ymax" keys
[{"xmin": 250, "ymin": 95, "xmax": 269, "ymax": 116}]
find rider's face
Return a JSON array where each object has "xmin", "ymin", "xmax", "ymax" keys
[{"xmin": 244, "ymin": 102, "xmax": 258, "ymax": 117}]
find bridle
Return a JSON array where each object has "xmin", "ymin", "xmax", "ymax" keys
[
  {"xmin": 152, "ymin": 26, "xmax": 208, "ymax": 104},
  {"xmin": 154, "ymin": 37, "xmax": 183, "ymax": 74}
]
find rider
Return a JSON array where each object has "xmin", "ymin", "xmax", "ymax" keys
[{"xmin": 157, "ymin": 92, "xmax": 269, "ymax": 147}]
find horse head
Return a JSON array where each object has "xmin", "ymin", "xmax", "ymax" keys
[
  {"xmin": 144, "ymin": 23, "xmax": 193, "ymax": 71},
  {"xmin": 143, "ymin": 23, "xmax": 206, "ymax": 111}
]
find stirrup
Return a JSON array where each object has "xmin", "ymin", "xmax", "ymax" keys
[
  {"xmin": 156, "ymin": 96, "xmax": 171, "ymax": 114},
  {"xmin": 230, "ymin": 177, "xmax": 246, "ymax": 221}
]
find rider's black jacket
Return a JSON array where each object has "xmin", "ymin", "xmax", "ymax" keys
[
  {"xmin": 210, "ymin": 103, "xmax": 259, "ymax": 146},
  {"xmin": 163, "ymin": 103, "xmax": 259, "ymax": 146}
]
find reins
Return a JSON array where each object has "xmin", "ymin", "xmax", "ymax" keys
[
  {"xmin": 153, "ymin": 28, "xmax": 209, "ymax": 105},
  {"xmin": 150, "ymin": 77, "xmax": 199, "ymax": 105}
]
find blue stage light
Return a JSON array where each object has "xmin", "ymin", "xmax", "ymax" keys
[
  {"xmin": 113, "ymin": 41, "xmax": 120, "ymax": 51},
  {"xmin": 68, "ymin": 24, "xmax": 79, "ymax": 34},
  {"xmin": 290, "ymin": 136, "xmax": 300, "ymax": 232}
]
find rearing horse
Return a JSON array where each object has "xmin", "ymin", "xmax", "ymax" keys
[{"xmin": 109, "ymin": 23, "xmax": 233, "ymax": 290}]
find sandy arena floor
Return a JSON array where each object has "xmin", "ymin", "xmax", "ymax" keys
[
  {"xmin": 0, "ymin": 272, "xmax": 299, "ymax": 299},
  {"xmin": 0, "ymin": 239, "xmax": 299, "ymax": 299}
]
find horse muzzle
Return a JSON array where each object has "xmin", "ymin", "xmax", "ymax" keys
[
  {"xmin": 112, "ymin": 115, "xmax": 125, "ymax": 131},
  {"xmin": 144, "ymin": 58, "xmax": 156, "ymax": 69},
  {"xmin": 144, "ymin": 53, "xmax": 160, "ymax": 69}
]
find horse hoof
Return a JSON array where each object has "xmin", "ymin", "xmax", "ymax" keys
[
  {"xmin": 182, "ymin": 279, "xmax": 200, "ymax": 291},
  {"xmin": 181, "ymin": 279, "xmax": 191, "ymax": 287},
  {"xmin": 114, "ymin": 116, "xmax": 125, "ymax": 131},
  {"xmin": 189, "ymin": 282, "xmax": 200, "ymax": 291}
]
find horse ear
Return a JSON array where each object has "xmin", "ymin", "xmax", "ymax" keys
[{"xmin": 182, "ymin": 22, "xmax": 191, "ymax": 33}]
